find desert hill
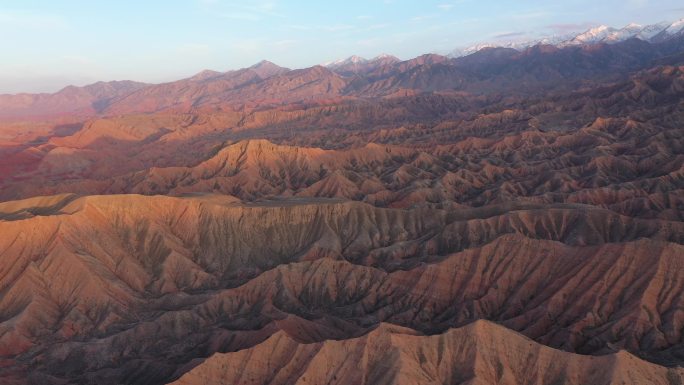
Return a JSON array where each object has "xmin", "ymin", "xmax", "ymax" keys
[
  {"xmin": 171, "ymin": 321, "xmax": 684, "ymax": 385},
  {"xmin": 0, "ymin": 194, "xmax": 683, "ymax": 383},
  {"xmin": 0, "ymin": 65, "xmax": 680, "ymax": 221},
  {"xmin": 0, "ymin": 24, "xmax": 683, "ymax": 385}
]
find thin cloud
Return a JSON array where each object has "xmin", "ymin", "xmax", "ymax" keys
[
  {"xmin": 61, "ymin": 55, "xmax": 95, "ymax": 65},
  {"xmin": 368, "ymin": 23, "xmax": 389, "ymax": 30},
  {"xmin": 177, "ymin": 43, "xmax": 212, "ymax": 55},
  {"xmin": 545, "ymin": 22, "xmax": 594, "ymax": 34},
  {"xmin": 285, "ymin": 22, "xmax": 386, "ymax": 34},
  {"xmin": 220, "ymin": 12, "xmax": 261, "ymax": 21},
  {"xmin": 493, "ymin": 31, "xmax": 527, "ymax": 39},
  {"xmin": 325, "ymin": 24, "xmax": 355, "ymax": 32},
  {"xmin": 411, "ymin": 15, "xmax": 437, "ymax": 22},
  {"xmin": 204, "ymin": 1, "xmax": 283, "ymax": 21},
  {"xmin": 627, "ymin": 0, "xmax": 649, "ymax": 8},
  {"xmin": 229, "ymin": 38, "xmax": 266, "ymax": 52},
  {"xmin": 438, "ymin": 0, "xmax": 470, "ymax": 11},
  {"xmin": 507, "ymin": 11, "xmax": 549, "ymax": 21},
  {"xmin": 357, "ymin": 37, "xmax": 381, "ymax": 47},
  {"xmin": 0, "ymin": 10, "xmax": 67, "ymax": 30},
  {"xmin": 272, "ymin": 39, "xmax": 297, "ymax": 49},
  {"xmin": 285, "ymin": 24, "xmax": 312, "ymax": 31}
]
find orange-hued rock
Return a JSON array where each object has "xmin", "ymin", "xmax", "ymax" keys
[
  {"xmin": 0, "ymin": 48, "xmax": 683, "ymax": 385},
  {"xmin": 170, "ymin": 321, "xmax": 684, "ymax": 385},
  {"xmin": 1, "ymin": 65, "xmax": 682, "ymax": 218},
  {"xmin": 0, "ymin": 193, "xmax": 77, "ymax": 220},
  {"xmin": 0, "ymin": 194, "xmax": 684, "ymax": 384}
]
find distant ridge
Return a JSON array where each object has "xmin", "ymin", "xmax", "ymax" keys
[
  {"xmin": 1, "ymin": 17, "xmax": 683, "ymax": 120},
  {"xmin": 449, "ymin": 18, "xmax": 684, "ymax": 57}
]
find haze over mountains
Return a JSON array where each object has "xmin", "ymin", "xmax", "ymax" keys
[
  {"xmin": 0, "ymin": 16, "xmax": 684, "ymax": 385},
  {"xmin": 1, "ymin": 18, "xmax": 684, "ymax": 123}
]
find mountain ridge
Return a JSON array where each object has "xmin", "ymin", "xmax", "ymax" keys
[
  {"xmin": 1, "ymin": 15, "xmax": 684, "ymax": 385},
  {"xmin": 1, "ymin": 27, "xmax": 682, "ymax": 121},
  {"xmin": 2, "ymin": 17, "xmax": 683, "ymax": 121},
  {"xmin": 449, "ymin": 17, "xmax": 684, "ymax": 57},
  {"xmin": 171, "ymin": 319, "xmax": 684, "ymax": 385}
]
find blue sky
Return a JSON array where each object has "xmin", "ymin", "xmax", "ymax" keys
[{"xmin": 1, "ymin": 0, "xmax": 683, "ymax": 93}]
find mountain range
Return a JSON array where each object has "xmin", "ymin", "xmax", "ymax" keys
[
  {"xmin": 1, "ymin": 20, "xmax": 683, "ymax": 122},
  {"xmin": 449, "ymin": 18, "xmax": 684, "ymax": 57},
  {"xmin": 0, "ymin": 17, "xmax": 684, "ymax": 385}
]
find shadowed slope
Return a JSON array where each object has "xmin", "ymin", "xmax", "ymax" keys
[
  {"xmin": 1, "ymin": 66, "xmax": 681, "ymax": 219},
  {"xmin": 171, "ymin": 321, "xmax": 684, "ymax": 385},
  {"xmin": 0, "ymin": 194, "xmax": 683, "ymax": 383},
  {"xmin": 0, "ymin": 36, "xmax": 683, "ymax": 385}
]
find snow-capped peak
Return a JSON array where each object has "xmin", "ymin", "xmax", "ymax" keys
[
  {"xmin": 370, "ymin": 54, "xmax": 400, "ymax": 64},
  {"xmin": 448, "ymin": 18, "xmax": 684, "ymax": 58},
  {"xmin": 323, "ymin": 55, "xmax": 368, "ymax": 67},
  {"xmin": 372, "ymin": 53, "xmax": 399, "ymax": 61},
  {"xmin": 347, "ymin": 55, "xmax": 367, "ymax": 64},
  {"xmin": 567, "ymin": 25, "xmax": 615, "ymax": 44},
  {"xmin": 663, "ymin": 18, "xmax": 684, "ymax": 35}
]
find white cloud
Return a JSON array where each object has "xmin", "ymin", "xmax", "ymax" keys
[
  {"xmin": 285, "ymin": 24, "xmax": 312, "ymax": 30},
  {"xmin": 272, "ymin": 39, "xmax": 297, "ymax": 50},
  {"xmin": 356, "ymin": 37, "xmax": 381, "ymax": 47},
  {"xmin": 61, "ymin": 55, "xmax": 95, "ymax": 65},
  {"xmin": 220, "ymin": 11, "xmax": 261, "ymax": 21},
  {"xmin": 177, "ymin": 43, "xmax": 212, "ymax": 55},
  {"xmin": 325, "ymin": 24, "xmax": 355, "ymax": 32},
  {"xmin": 368, "ymin": 23, "xmax": 389, "ymax": 30},
  {"xmin": 627, "ymin": 0, "xmax": 649, "ymax": 8},
  {"xmin": 202, "ymin": 1, "xmax": 282, "ymax": 21},
  {"xmin": 411, "ymin": 15, "xmax": 437, "ymax": 22},
  {"xmin": 0, "ymin": 10, "xmax": 67, "ymax": 30},
  {"xmin": 229, "ymin": 38, "xmax": 266, "ymax": 52},
  {"xmin": 509, "ymin": 11, "xmax": 549, "ymax": 20}
]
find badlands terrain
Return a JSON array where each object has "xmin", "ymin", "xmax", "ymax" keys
[{"xmin": 0, "ymin": 25, "xmax": 684, "ymax": 385}]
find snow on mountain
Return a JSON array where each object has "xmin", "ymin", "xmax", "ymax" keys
[
  {"xmin": 633, "ymin": 22, "xmax": 670, "ymax": 40},
  {"xmin": 323, "ymin": 55, "xmax": 368, "ymax": 68},
  {"xmin": 322, "ymin": 54, "xmax": 401, "ymax": 75},
  {"xmin": 566, "ymin": 25, "xmax": 616, "ymax": 45},
  {"xmin": 450, "ymin": 43, "xmax": 510, "ymax": 58},
  {"xmin": 319, "ymin": 18, "xmax": 684, "ymax": 64},
  {"xmin": 448, "ymin": 18, "xmax": 684, "ymax": 58},
  {"xmin": 662, "ymin": 18, "xmax": 684, "ymax": 36},
  {"xmin": 373, "ymin": 53, "xmax": 397, "ymax": 61}
]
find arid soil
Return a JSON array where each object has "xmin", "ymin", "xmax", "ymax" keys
[{"xmin": 0, "ymin": 38, "xmax": 683, "ymax": 384}]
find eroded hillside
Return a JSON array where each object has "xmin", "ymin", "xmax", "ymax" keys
[{"xmin": 0, "ymin": 40, "xmax": 683, "ymax": 385}]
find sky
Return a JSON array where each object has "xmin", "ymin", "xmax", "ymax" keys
[{"xmin": 1, "ymin": 0, "xmax": 683, "ymax": 94}]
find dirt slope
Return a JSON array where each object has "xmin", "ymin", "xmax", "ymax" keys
[{"xmin": 171, "ymin": 321, "xmax": 684, "ymax": 385}]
